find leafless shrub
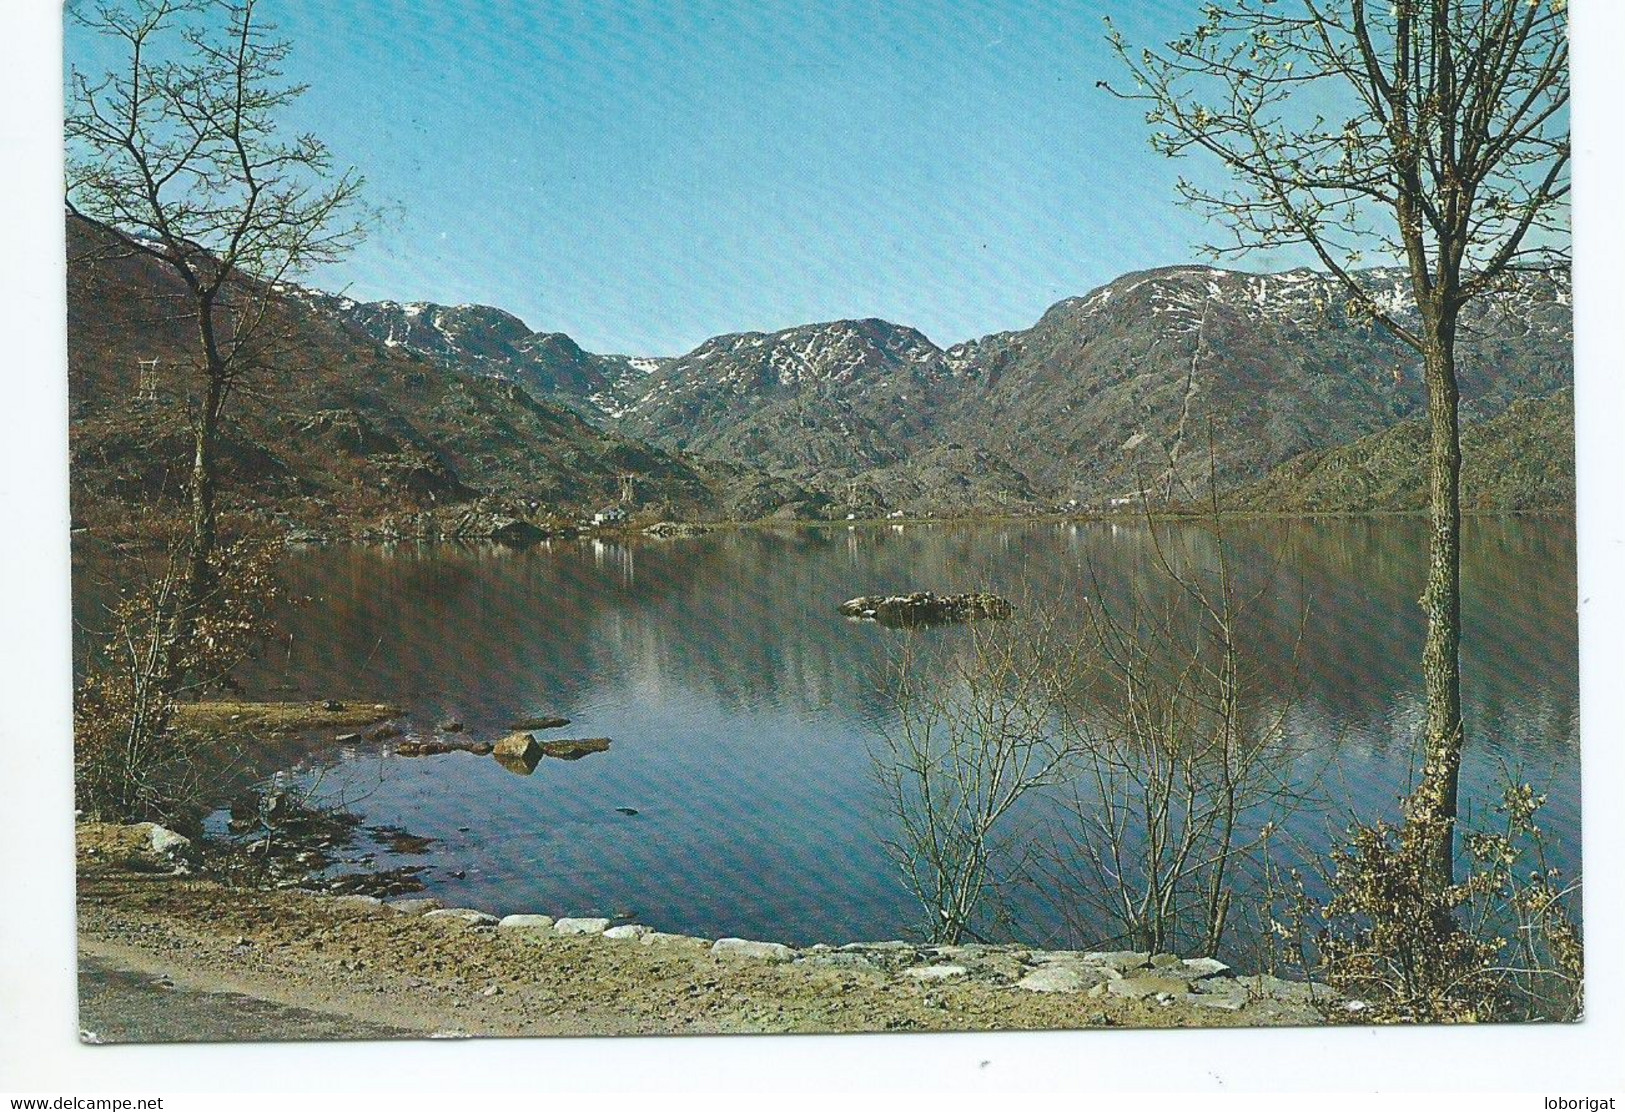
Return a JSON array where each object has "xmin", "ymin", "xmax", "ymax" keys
[
  {"xmin": 872, "ymin": 611, "xmax": 1075, "ymax": 944},
  {"xmin": 1042, "ymin": 511, "xmax": 1308, "ymax": 957}
]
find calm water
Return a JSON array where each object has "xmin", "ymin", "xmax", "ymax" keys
[{"xmin": 75, "ymin": 518, "xmax": 1581, "ymax": 955}]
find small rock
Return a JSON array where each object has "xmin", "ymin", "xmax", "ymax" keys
[
  {"xmin": 554, "ymin": 917, "xmax": 611, "ymax": 936},
  {"xmin": 1108, "ymin": 974, "xmax": 1193, "ymax": 999},
  {"xmin": 481, "ymin": 984, "xmax": 502, "ymax": 997},
  {"xmin": 1181, "ymin": 957, "xmax": 1233, "ymax": 979},
  {"xmin": 711, "ymin": 938, "xmax": 795, "ymax": 963},
  {"xmin": 603, "ymin": 924, "xmax": 652, "ymax": 941},
  {"xmin": 423, "ymin": 908, "xmax": 499, "ymax": 927},
  {"xmin": 904, "ymin": 964, "xmax": 968, "ymax": 981},
  {"xmin": 1016, "ymin": 966, "xmax": 1090, "ymax": 994},
  {"xmin": 493, "ymin": 731, "xmax": 542, "ymax": 762},
  {"xmin": 497, "ymin": 914, "xmax": 556, "ymax": 933}
]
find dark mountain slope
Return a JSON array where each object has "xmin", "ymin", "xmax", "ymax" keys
[
  {"xmin": 66, "ymin": 216, "xmax": 721, "ymax": 536},
  {"xmin": 936, "ymin": 265, "xmax": 1571, "ymax": 504},
  {"xmin": 1227, "ymin": 390, "xmax": 1574, "ymax": 514}
]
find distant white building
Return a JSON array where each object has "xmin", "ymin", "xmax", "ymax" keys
[{"xmin": 592, "ymin": 505, "xmax": 627, "ymax": 526}]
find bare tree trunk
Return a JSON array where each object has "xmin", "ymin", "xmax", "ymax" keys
[{"xmin": 1413, "ymin": 306, "xmax": 1465, "ymax": 889}]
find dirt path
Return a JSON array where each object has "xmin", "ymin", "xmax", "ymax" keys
[{"xmin": 76, "ymin": 866, "xmax": 1330, "ymax": 1042}]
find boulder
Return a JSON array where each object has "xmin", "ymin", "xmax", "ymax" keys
[
  {"xmin": 711, "ymin": 938, "xmax": 795, "ymax": 963},
  {"xmin": 1016, "ymin": 966, "xmax": 1096, "ymax": 994},
  {"xmin": 497, "ymin": 914, "xmax": 556, "ymax": 934},
  {"xmin": 493, "ymin": 732, "xmax": 543, "ymax": 762},
  {"xmin": 603, "ymin": 924, "xmax": 653, "ymax": 941},
  {"xmin": 904, "ymin": 964, "xmax": 968, "ymax": 981},
  {"xmin": 1107, "ymin": 974, "xmax": 1193, "ymax": 999},
  {"xmin": 554, "ymin": 917, "xmax": 612, "ymax": 936},
  {"xmin": 1181, "ymin": 957, "xmax": 1233, "ymax": 979}
]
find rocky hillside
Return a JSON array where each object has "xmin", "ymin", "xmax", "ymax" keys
[
  {"xmin": 66, "ymin": 216, "xmax": 723, "ymax": 537},
  {"xmin": 71, "ymin": 204, "xmax": 1573, "ymax": 530},
  {"xmin": 1227, "ymin": 390, "xmax": 1575, "ymax": 514},
  {"xmin": 298, "ymin": 292, "xmax": 666, "ymax": 419},
  {"xmin": 358, "ymin": 263, "xmax": 1568, "ymax": 513},
  {"xmin": 932, "ymin": 265, "xmax": 1572, "ymax": 506}
]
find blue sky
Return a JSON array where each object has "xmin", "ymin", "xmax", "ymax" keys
[{"xmin": 63, "ymin": 1, "xmax": 1385, "ymax": 353}]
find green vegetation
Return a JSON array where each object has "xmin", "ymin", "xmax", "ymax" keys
[{"xmin": 1229, "ymin": 391, "xmax": 1574, "ymax": 515}]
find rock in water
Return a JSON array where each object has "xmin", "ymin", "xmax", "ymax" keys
[
  {"xmin": 838, "ymin": 592, "xmax": 1013, "ymax": 627},
  {"xmin": 493, "ymin": 731, "xmax": 543, "ymax": 761},
  {"xmin": 539, "ymin": 737, "xmax": 611, "ymax": 761}
]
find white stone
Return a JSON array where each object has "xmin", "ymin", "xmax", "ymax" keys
[
  {"xmin": 639, "ymin": 932, "xmax": 710, "ymax": 947},
  {"xmin": 145, "ymin": 824, "xmax": 194, "ymax": 858},
  {"xmin": 554, "ymin": 917, "xmax": 612, "ymax": 936},
  {"xmin": 1181, "ymin": 957, "xmax": 1232, "ymax": 979},
  {"xmin": 710, "ymin": 938, "xmax": 795, "ymax": 962},
  {"xmin": 904, "ymin": 964, "xmax": 968, "ymax": 981},
  {"xmin": 1017, "ymin": 966, "xmax": 1088, "ymax": 993},
  {"xmin": 497, "ymin": 914, "xmax": 555, "ymax": 933},
  {"xmin": 603, "ymin": 924, "xmax": 652, "ymax": 941}
]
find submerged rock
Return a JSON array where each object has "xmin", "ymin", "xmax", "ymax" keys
[
  {"xmin": 509, "ymin": 715, "xmax": 570, "ymax": 731},
  {"xmin": 838, "ymin": 591, "xmax": 1014, "ymax": 627},
  {"xmin": 539, "ymin": 737, "xmax": 611, "ymax": 761}
]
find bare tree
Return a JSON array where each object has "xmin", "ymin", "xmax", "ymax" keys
[
  {"xmin": 873, "ymin": 615, "xmax": 1073, "ymax": 944},
  {"xmin": 1105, "ymin": 0, "xmax": 1568, "ymax": 887},
  {"xmin": 66, "ymin": 0, "xmax": 364, "ymax": 697},
  {"xmin": 1044, "ymin": 499, "xmax": 1308, "ymax": 956}
]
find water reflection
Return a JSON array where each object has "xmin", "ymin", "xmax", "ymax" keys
[{"xmin": 72, "ymin": 518, "xmax": 1580, "ymax": 951}]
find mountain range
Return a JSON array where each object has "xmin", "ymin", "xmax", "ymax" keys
[{"xmin": 69, "ymin": 213, "xmax": 1574, "ymax": 535}]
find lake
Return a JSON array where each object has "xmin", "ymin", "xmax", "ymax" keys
[{"xmin": 75, "ymin": 516, "xmax": 1582, "ymax": 959}]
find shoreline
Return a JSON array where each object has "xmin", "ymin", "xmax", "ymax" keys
[
  {"xmin": 76, "ymin": 853, "xmax": 1340, "ymax": 1042},
  {"xmin": 70, "ymin": 504, "xmax": 1576, "ymax": 551}
]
